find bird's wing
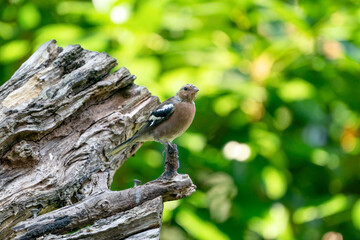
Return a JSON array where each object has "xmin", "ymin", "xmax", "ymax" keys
[
  {"xmin": 144, "ymin": 100, "xmax": 175, "ymax": 129},
  {"xmin": 108, "ymin": 99, "xmax": 176, "ymax": 156}
]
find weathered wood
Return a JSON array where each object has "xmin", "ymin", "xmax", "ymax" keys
[
  {"xmin": 39, "ymin": 197, "xmax": 163, "ymax": 240},
  {"xmin": 12, "ymin": 174, "xmax": 195, "ymax": 239},
  {"xmin": 0, "ymin": 40, "xmax": 196, "ymax": 239},
  {"xmin": 124, "ymin": 228, "xmax": 161, "ymax": 240}
]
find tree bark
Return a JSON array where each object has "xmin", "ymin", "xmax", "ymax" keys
[
  {"xmin": 0, "ymin": 40, "xmax": 196, "ymax": 239},
  {"xmin": 22, "ymin": 197, "xmax": 164, "ymax": 240}
]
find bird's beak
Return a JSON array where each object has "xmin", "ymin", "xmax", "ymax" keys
[{"xmin": 194, "ymin": 87, "xmax": 199, "ymax": 93}]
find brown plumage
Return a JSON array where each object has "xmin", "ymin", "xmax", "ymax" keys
[{"xmin": 109, "ymin": 84, "xmax": 199, "ymax": 155}]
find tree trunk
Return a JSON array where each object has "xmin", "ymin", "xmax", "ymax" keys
[{"xmin": 0, "ymin": 40, "xmax": 196, "ymax": 239}]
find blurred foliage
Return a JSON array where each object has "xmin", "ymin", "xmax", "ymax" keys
[{"xmin": 1, "ymin": 0, "xmax": 360, "ymax": 239}]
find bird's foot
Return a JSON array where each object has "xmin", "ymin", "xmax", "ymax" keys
[
  {"xmin": 157, "ymin": 139, "xmax": 168, "ymax": 156},
  {"xmin": 167, "ymin": 142, "xmax": 175, "ymax": 154},
  {"xmin": 159, "ymin": 170, "xmax": 178, "ymax": 179},
  {"xmin": 159, "ymin": 143, "xmax": 179, "ymax": 179}
]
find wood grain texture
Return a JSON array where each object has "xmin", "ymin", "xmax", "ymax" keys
[
  {"xmin": 12, "ymin": 175, "xmax": 195, "ymax": 239},
  {"xmin": 30, "ymin": 197, "xmax": 163, "ymax": 240},
  {"xmin": 0, "ymin": 40, "xmax": 196, "ymax": 239}
]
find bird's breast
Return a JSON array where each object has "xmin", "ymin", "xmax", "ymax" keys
[{"xmin": 153, "ymin": 102, "xmax": 195, "ymax": 142}]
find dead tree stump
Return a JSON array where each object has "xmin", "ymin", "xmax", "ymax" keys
[{"xmin": 0, "ymin": 40, "xmax": 196, "ymax": 239}]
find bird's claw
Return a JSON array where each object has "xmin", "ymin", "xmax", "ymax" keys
[{"xmin": 167, "ymin": 143, "xmax": 175, "ymax": 154}]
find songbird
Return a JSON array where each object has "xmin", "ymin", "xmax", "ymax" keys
[{"xmin": 109, "ymin": 84, "xmax": 199, "ymax": 156}]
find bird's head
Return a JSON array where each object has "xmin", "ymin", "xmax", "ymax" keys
[{"xmin": 176, "ymin": 84, "xmax": 199, "ymax": 102}]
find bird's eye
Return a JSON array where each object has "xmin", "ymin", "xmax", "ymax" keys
[{"xmin": 184, "ymin": 87, "xmax": 188, "ymax": 91}]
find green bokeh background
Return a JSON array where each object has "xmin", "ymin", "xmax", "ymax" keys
[{"xmin": 1, "ymin": 0, "xmax": 360, "ymax": 239}]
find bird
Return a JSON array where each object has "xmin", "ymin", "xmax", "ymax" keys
[{"xmin": 108, "ymin": 84, "xmax": 199, "ymax": 156}]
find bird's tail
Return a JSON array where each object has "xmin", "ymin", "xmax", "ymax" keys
[{"xmin": 108, "ymin": 134, "xmax": 138, "ymax": 156}]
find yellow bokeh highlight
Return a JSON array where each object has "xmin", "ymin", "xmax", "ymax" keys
[
  {"xmin": 311, "ymin": 149, "xmax": 340, "ymax": 169},
  {"xmin": 176, "ymin": 209, "xmax": 230, "ymax": 240},
  {"xmin": 18, "ymin": 3, "xmax": 41, "ymax": 29},
  {"xmin": 35, "ymin": 24, "xmax": 84, "ymax": 47},
  {"xmin": 262, "ymin": 166, "xmax": 287, "ymax": 199},
  {"xmin": 251, "ymin": 53, "xmax": 274, "ymax": 82},
  {"xmin": 241, "ymin": 98, "xmax": 265, "ymax": 121},
  {"xmin": 57, "ymin": 1, "xmax": 95, "ymax": 15},
  {"xmin": 278, "ymin": 79, "xmax": 315, "ymax": 102},
  {"xmin": 0, "ymin": 40, "xmax": 29, "ymax": 63},
  {"xmin": 144, "ymin": 149, "xmax": 162, "ymax": 168},
  {"xmin": 213, "ymin": 95, "xmax": 238, "ymax": 117},
  {"xmin": 293, "ymin": 195, "xmax": 349, "ymax": 224},
  {"xmin": 252, "ymin": 129, "xmax": 281, "ymax": 158},
  {"xmin": 352, "ymin": 199, "xmax": 360, "ymax": 230},
  {"xmin": 0, "ymin": 22, "xmax": 14, "ymax": 40},
  {"xmin": 273, "ymin": 106, "xmax": 292, "ymax": 130},
  {"xmin": 177, "ymin": 133, "xmax": 206, "ymax": 153},
  {"xmin": 163, "ymin": 200, "xmax": 181, "ymax": 222},
  {"xmin": 248, "ymin": 203, "xmax": 293, "ymax": 240}
]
